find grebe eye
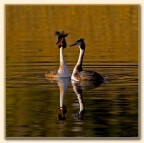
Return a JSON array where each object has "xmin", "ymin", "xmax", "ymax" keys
[{"xmin": 76, "ymin": 42, "xmax": 79, "ymax": 45}]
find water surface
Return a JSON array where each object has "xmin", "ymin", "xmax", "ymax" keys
[{"xmin": 6, "ymin": 5, "xmax": 139, "ymax": 138}]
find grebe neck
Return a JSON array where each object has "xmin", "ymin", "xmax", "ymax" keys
[
  {"xmin": 73, "ymin": 47, "xmax": 85, "ymax": 73},
  {"xmin": 57, "ymin": 47, "xmax": 71, "ymax": 77},
  {"xmin": 77, "ymin": 47, "xmax": 85, "ymax": 66},
  {"xmin": 60, "ymin": 47, "xmax": 65, "ymax": 64}
]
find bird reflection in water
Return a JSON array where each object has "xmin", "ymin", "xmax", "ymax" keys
[
  {"xmin": 71, "ymin": 81, "xmax": 85, "ymax": 120},
  {"xmin": 45, "ymin": 77, "xmax": 70, "ymax": 121},
  {"xmin": 57, "ymin": 78, "xmax": 70, "ymax": 120},
  {"xmin": 71, "ymin": 80, "xmax": 102, "ymax": 120},
  {"xmin": 45, "ymin": 77, "xmax": 103, "ymax": 121}
]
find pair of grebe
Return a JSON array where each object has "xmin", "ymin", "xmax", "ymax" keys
[{"xmin": 45, "ymin": 31, "xmax": 103, "ymax": 82}]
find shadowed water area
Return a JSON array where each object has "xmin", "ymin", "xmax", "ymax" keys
[{"xmin": 6, "ymin": 5, "xmax": 139, "ymax": 138}]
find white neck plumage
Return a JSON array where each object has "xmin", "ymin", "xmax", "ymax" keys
[
  {"xmin": 77, "ymin": 47, "xmax": 85, "ymax": 66},
  {"xmin": 59, "ymin": 47, "xmax": 65, "ymax": 64},
  {"xmin": 57, "ymin": 47, "xmax": 71, "ymax": 77},
  {"xmin": 72, "ymin": 46, "xmax": 85, "ymax": 74}
]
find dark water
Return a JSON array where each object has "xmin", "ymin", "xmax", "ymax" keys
[{"xmin": 6, "ymin": 5, "xmax": 139, "ymax": 138}]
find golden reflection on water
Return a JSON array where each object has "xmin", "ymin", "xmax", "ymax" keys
[
  {"xmin": 6, "ymin": 5, "xmax": 139, "ymax": 137},
  {"xmin": 6, "ymin": 5, "xmax": 138, "ymax": 65}
]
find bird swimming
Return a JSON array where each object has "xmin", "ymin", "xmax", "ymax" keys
[
  {"xmin": 45, "ymin": 31, "xmax": 71, "ymax": 78},
  {"xmin": 69, "ymin": 38, "xmax": 104, "ymax": 82}
]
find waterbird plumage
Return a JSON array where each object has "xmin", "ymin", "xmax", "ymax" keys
[
  {"xmin": 69, "ymin": 38, "xmax": 103, "ymax": 82},
  {"xmin": 45, "ymin": 31, "xmax": 71, "ymax": 78}
]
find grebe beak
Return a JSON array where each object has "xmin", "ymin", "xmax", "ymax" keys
[{"xmin": 69, "ymin": 43, "xmax": 77, "ymax": 47}]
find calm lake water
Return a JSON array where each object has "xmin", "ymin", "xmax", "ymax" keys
[{"xmin": 6, "ymin": 5, "xmax": 139, "ymax": 138}]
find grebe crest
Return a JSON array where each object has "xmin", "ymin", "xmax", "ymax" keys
[{"xmin": 55, "ymin": 31, "xmax": 68, "ymax": 49}]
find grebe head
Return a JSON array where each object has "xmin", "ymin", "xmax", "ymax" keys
[
  {"xmin": 69, "ymin": 38, "xmax": 85, "ymax": 50},
  {"xmin": 55, "ymin": 31, "xmax": 68, "ymax": 48}
]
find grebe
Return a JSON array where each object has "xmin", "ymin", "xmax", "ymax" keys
[
  {"xmin": 45, "ymin": 31, "xmax": 71, "ymax": 78},
  {"xmin": 69, "ymin": 38, "xmax": 104, "ymax": 82}
]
